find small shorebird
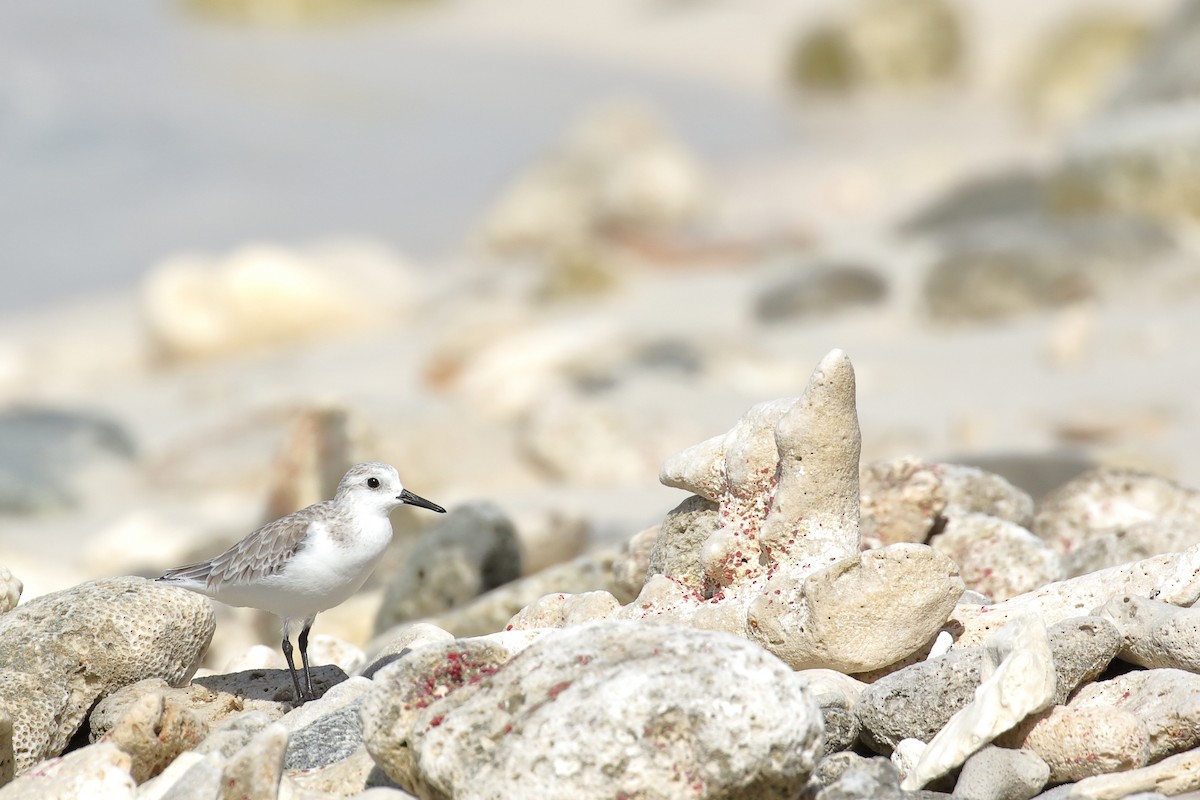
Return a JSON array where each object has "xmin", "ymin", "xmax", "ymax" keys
[{"xmin": 157, "ymin": 461, "xmax": 446, "ymax": 701}]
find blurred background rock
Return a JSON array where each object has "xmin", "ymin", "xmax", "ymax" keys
[{"xmin": 2, "ymin": 0, "xmax": 1198, "ymax": 667}]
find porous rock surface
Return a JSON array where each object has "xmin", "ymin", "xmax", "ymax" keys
[
  {"xmin": 0, "ymin": 576, "xmax": 215, "ymax": 774},
  {"xmin": 521, "ymin": 350, "xmax": 968, "ymax": 674},
  {"xmin": 362, "ymin": 620, "xmax": 824, "ymax": 800}
]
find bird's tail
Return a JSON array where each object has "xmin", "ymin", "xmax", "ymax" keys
[{"xmin": 156, "ymin": 561, "xmax": 214, "ymax": 588}]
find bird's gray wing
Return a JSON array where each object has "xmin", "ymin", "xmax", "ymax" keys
[{"xmin": 158, "ymin": 504, "xmax": 323, "ymax": 590}]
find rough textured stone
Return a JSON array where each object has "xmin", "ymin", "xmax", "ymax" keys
[
  {"xmin": 1032, "ymin": 468, "xmax": 1200, "ymax": 576},
  {"xmin": 363, "ymin": 621, "xmax": 823, "ymax": 800},
  {"xmin": 858, "ymin": 616, "xmax": 1119, "ymax": 752},
  {"xmin": 360, "ymin": 623, "xmax": 456, "ymax": 680},
  {"xmin": 813, "ymin": 754, "xmax": 905, "ymax": 800},
  {"xmin": 0, "ymin": 578, "xmax": 214, "ymax": 774},
  {"xmin": 1099, "ymin": 594, "xmax": 1200, "ymax": 672},
  {"xmin": 953, "ymin": 745, "xmax": 1049, "ymax": 800},
  {"xmin": 194, "ymin": 711, "xmax": 274, "ymax": 759},
  {"xmin": 96, "ymin": 692, "xmax": 207, "ymax": 783},
  {"xmin": 610, "ymin": 525, "xmax": 658, "ymax": 599},
  {"xmin": 219, "ymin": 722, "xmax": 287, "ymax": 800},
  {"xmin": 902, "ymin": 614, "xmax": 1056, "ymax": 790},
  {"xmin": 950, "ymin": 544, "xmax": 1200, "ymax": 647},
  {"xmin": 192, "ymin": 664, "xmax": 347, "ymax": 707},
  {"xmin": 0, "ymin": 709, "xmax": 13, "ymax": 787},
  {"xmin": 1000, "ymin": 705, "xmax": 1151, "ymax": 783},
  {"xmin": 0, "ymin": 743, "xmax": 135, "ymax": 800},
  {"xmin": 375, "ymin": 501, "xmax": 522, "ymax": 633},
  {"xmin": 0, "ymin": 567, "xmax": 21, "ymax": 615},
  {"xmin": 280, "ymin": 676, "xmax": 374, "ymax": 771},
  {"xmin": 860, "ymin": 459, "xmax": 1034, "ymax": 547},
  {"xmin": 645, "ymin": 494, "xmax": 718, "ymax": 590},
  {"xmin": 798, "ymin": 670, "xmax": 867, "ymax": 755},
  {"xmin": 931, "ymin": 514, "xmax": 1062, "ymax": 601},
  {"xmin": 420, "ymin": 547, "xmax": 633, "ymax": 638},
  {"xmin": 1070, "ymin": 668, "xmax": 1200, "ymax": 761},
  {"xmin": 1067, "ymin": 747, "xmax": 1200, "ymax": 800},
  {"xmin": 505, "ymin": 589, "xmax": 619, "ymax": 630}
]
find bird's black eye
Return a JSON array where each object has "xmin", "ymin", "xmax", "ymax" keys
[{"xmin": 367, "ymin": 477, "xmax": 380, "ymax": 489}]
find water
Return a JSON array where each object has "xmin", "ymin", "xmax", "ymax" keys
[{"xmin": 0, "ymin": 0, "xmax": 791, "ymax": 314}]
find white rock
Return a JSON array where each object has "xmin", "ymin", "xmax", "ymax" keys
[
  {"xmin": 931, "ymin": 514, "xmax": 1062, "ymax": 601},
  {"xmin": 1067, "ymin": 746, "xmax": 1200, "ymax": 800},
  {"xmin": 902, "ymin": 613, "xmax": 1056, "ymax": 790},
  {"xmin": 303, "ymin": 635, "xmax": 365, "ymax": 677},
  {"xmin": 1098, "ymin": 593, "xmax": 1200, "ymax": 672},
  {"xmin": 999, "ymin": 705, "xmax": 1151, "ymax": 784},
  {"xmin": 1, "ymin": 743, "xmax": 135, "ymax": 800},
  {"xmin": 951, "ymin": 543, "xmax": 1200, "ymax": 647},
  {"xmin": 1069, "ymin": 668, "xmax": 1200, "ymax": 761},
  {"xmin": 0, "ymin": 567, "xmax": 21, "ymax": 614},
  {"xmin": 363, "ymin": 621, "xmax": 824, "ymax": 800}
]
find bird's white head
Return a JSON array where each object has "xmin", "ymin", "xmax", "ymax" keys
[{"xmin": 335, "ymin": 462, "xmax": 447, "ymax": 516}]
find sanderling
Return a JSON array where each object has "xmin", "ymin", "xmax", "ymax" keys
[{"xmin": 156, "ymin": 461, "xmax": 445, "ymax": 702}]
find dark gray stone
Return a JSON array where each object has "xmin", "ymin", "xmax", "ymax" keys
[
  {"xmin": 815, "ymin": 755, "xmax": 904, "ymax": 800},
  {"xmin": 375, "ymin": 501, "xmax": 522, "ymax": 632},
  {"xmin": 857, "ymin": 617, "xmax": 1121, "ymax": 751},
  {"xmin": 284, "ymin": 703, "xmax": 364, "ymax": 770},
  {"xmin": 816, "ymin": 694, "xmax": 862, "ymax": 755},
  {"xmin": 954, "ymin": 745, "xmax": 1050, "ymax": 800}
]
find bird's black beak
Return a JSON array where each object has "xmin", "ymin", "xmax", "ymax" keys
[{"xmin": 398, "ymin": 489, "xmax": 446, "ymax": 513}]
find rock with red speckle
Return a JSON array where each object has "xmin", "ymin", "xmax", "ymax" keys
[
  {"xmin": 363, "ymin": 621, "xmax": 824, "ymax": 800},
  {"xmin": 505, "ymin": 590, "xmax": 620, "ymax": 629},
  {"xmin": 1068, "ymin": 668, "xmax": 1200, "ymax": 762},
  {"xmin": 360, "ymin": 635, "xmax": 536, "ymax": 797},
  {"xmin": 859, "ymin": 458, "xmax": 1034, "ymax": 548},
  {"xmin": 1098, "ymin": 593, "xmax": 1200, "ymax": 672},
  {"xmin": 0, "ymin": 742, "xmax": 136, "ymax": 800},
  {"xmin": 1032, "ymin": 468, "xmax": 1200, "ymax": 577},
  {"xmin": 930, "ymin": 513, "xmax": 1062, "ymax": 601},
  {"xmin": 949, "ymin": 542, "xmax": 1200, "ymax": 647},
  {"xmin": 746, "ymin": 543, "xmax": 964, "ymax": 672},
  {"xmin": 998, "ymin": 705, "xmax": 1151, "ymax": 783}
]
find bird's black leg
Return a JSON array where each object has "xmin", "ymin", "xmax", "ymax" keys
[
  {"xmin": 281, "ymin": 636, "xmax": 306, "ymax": 703},
  {"xmin": 299, "ymin": 617, "xmax": 316, "ymax": 701}
]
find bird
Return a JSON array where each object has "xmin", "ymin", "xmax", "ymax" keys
[{"xmin": 156, "ymin": 461, "xmax": 446, "ymax": 702}]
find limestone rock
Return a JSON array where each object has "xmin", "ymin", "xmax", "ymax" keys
[
  {"xmin": 798, "ymin": 670, "xmax": 867, "ymax": 755},
  {"xmin": 1099, "ymin": 594, "xmax": 1200, "ymax": 672},
  {"xmin": 1069, "ymin": 668, "xmax": 1200, "ymax": 761},
  {"xmin": 1067, "ymin": 746, "xmax": 1200, "ymax": 800},
  {"xmin": 192, "ymin": 664, "xmax": 347, "ymax": 707},
  {"xmin": 96, "ymin": 692, "xmax": 206, "ymax": 783},
  {"xmin": 1033, "ymin": 468, "xmax": 1200, "ymax": 577},
  {"xmin": 142, "ymin": 240, "xmax": 412, "ymax": 361},
  {"xmin": 0, "ymin": 743, "xmax": 135, "ymax": 800},
  {"xmin": 134, "ymin": 751, "xmax": 220, "ymax": 800},
  {"xmin": 375, "ymin": 501, "xmax": 522, "ymax": 632},
  {"xmin": 505, "ymin": 590, "xmax": 619, "ymax": 630},
  {"xmin": 0, "ymin": 577, "xmax": 213, "ymax": 773},
  {"xmin": 999, "ymin": 705, "xmax": 1151, "ymax": 783},
  {"xmin": 219, "ymin": 722, "xmax": 287, "ymax": 800},
  {"xmin": 931, "ymin": 514, "xmax": 1061, "ymax": 601},
  {"xmin": 363, "ymin": 621, "xmax": 824, "ymax": 800},
  {"xmin": 0, "ymin": 567, "xmax": 21, "ymax": 614},
  {"xmin": 360, "ymin": 623, "xmax": 455, "ymax": 680},
  {"xmin": 610, "ymin": 525, "xmax": 658, "ymax": 599},
  {"xmin": 418, "ymin": 546, "xmax": 632, "ymax": 638},
  {"xmin": 857, "ymin": 615, "xmax": 1118, "ymax": 752},
  {"xmin": 859, "ymin": 458, "xmax": 1033, "ymax": 547},
  {"xmin": 901, "ymin": 614, "xmax": 1057, "ymax": 790},
  {"xmin": 950, "ymin": 543, "xmax": 1200, "ymax": 647},
  {"xmin": 953, "ymin": 745, "xmax": 1049, "ymax": 800}
]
